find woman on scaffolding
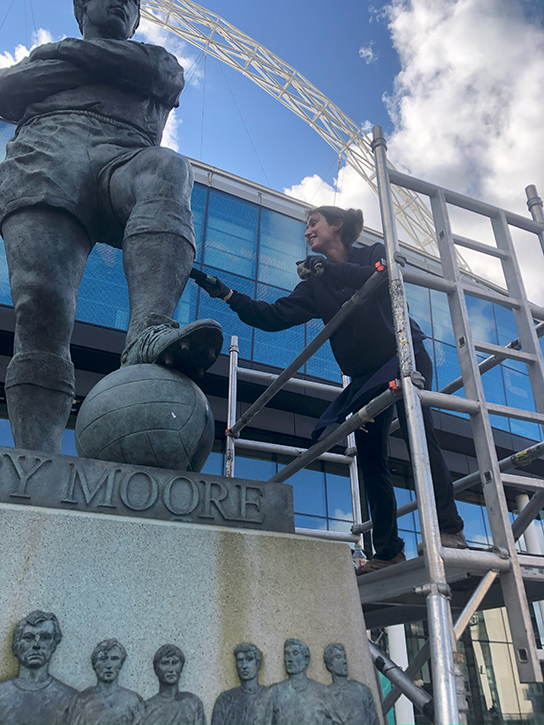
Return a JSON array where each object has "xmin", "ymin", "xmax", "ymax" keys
[{"xmin": 194, "ymin": 205, "xmax": 466, "ymax": 574}]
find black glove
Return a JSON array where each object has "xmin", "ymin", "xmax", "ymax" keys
[
  {"xmin": 296, "ymin": 255, "xmax": 329, "ymax": 280},
  {"xmin": 191, "ymin": 269, "xmax": 231, "ymax": 299}
]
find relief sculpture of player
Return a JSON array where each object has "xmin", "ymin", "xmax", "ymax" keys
[
  {"xmin": 0, "ymin": 610, "xmax": 76, "ymax": 725},
  {"xmin": 0, "ymin": 0, "xmax": 222, "ymax": 455}
]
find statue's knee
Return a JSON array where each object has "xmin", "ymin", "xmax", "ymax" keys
[
  {"xmin": 138, "ymin": 147, "xmax": 193, "ymax": 192},
  {"xmin": 14, "ymin": 284, "xmax": 74, "ymax": 338}
]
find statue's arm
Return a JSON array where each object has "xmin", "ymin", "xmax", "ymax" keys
[
  {"xmin": 31, "ymin": 39, "xmax": 185, "ymax": 107},
  {"xmin": 0, "ymin": 57, "xmax": 94, "ymax": 121}
]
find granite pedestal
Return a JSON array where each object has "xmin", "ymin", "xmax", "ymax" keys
[{"xmin": 0, "ymin": 449, "xmax": 382, "ymax": 724}]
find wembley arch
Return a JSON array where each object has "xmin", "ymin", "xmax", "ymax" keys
[{"xmin": 141, "ymin": 0, "xmax": 459, "ymax": 263}]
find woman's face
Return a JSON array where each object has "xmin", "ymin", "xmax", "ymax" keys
[{"xmin": 304, "ymin": 213, "xmax": 341, "ymax": 256}]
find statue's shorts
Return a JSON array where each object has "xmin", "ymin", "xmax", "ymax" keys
[{"xmin": 0, "ymin": 111, "xmax": 195, "ymax": 249}]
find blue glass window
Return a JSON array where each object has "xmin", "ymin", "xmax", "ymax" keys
[
  {"xmin": 76, "ymin": 244, "xmax": 129, "ymax": 330},
  {"xmin": 234, "ymin": 455, "xmax": 276, "ymax": 481},
  {"xmin": 0, "ymin": 418, "xmax": 14, "ymax": 447},
  {"xmin": 326, "ymin": 472, "xmax": 353, "ymax": 521},
  {"xmin": 327, "ymin": 519, "xmax": 352, "ymax": 533},
  {"xmin": 466, "ymin": 296, "xmax": 498, "ymax": 344},
  {"xmin": 294, "ymin": 514, "xmax": 327, "ymax": 530},
  {"xmin": 478, "ymin": 356, "xmax": 509, "ymax": 432},
  {"xmin": 433, "ymin": 341, "xmax": 468, "ymax": 418},
  {"xmin": 0, "ymin": 240, "xmax": 11, "ymax": 306},
  {"xmin": 503, "ymin": 366, "xmax": 540, "ymax": 439},
  {"xmin": 494, "ymin": 304, "xmax": 526, "ymax": 372},
  {"xmin": 173, "ymin": 277, "xmax": 198, "ymax": 328},
  {"xmin": 287, "ymin": 467, "xmax": 326, "ymax": 517},
  {"xmin": 430, "ymin": 289, "xmax": 455, "ymax": 345},
  {"xmin": 395, "ymin": 487, "xmax": 417, "ymax": 531},
  {"xmin": 199, "ymin": 267, "xmax": 255, "ymax": 359},
  {"xmin": 203, "ymin": 190, "xmax": 258, "ymax": 278},
  {"xmin": 258, "ymin": 209, "xmax": 306, "ymax": 290},
  {"xmin": 192, "ymin": 183, "xmax": 208, "ymax": 263},
  {"xmin": 62, "ymin": 429, "xmax": 78, "ymax": 457},
  {"xmin": 456, "ymin": 500, "xmax": 490, "ymax": 546},
  {"xmin": 494, "ymin": 303, "xmax": 518, "ymax": 347},
  {"xmin": 253, "ymin": 284, "xmax": 305, "ymax": 369},
  {"xmin": 201, "ymin": 450, "xmax": 224, "ymax": 476},
  {"xmin": 305, "ymin": 318, "xmax": 341, "ymax": 381},
  {"xmin": 406, "ymin": 282, "xmax": 432, "ymax": 338},
  {"xmin": 399, "ymin": 530, "xmax": 419, "ymax": 559}
]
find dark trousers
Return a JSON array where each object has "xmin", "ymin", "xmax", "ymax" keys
[{"xmin": 355, "ymin": 347, "xmax": 464, "ymax": 560}]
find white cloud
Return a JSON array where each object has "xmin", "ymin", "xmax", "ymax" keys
[
  {"xmin": 383, "ymin": 0, "xmax": 544, "ymax": 206},
  {"xmin": 359, "ymin": 43, "xmax": 377, "ymax": 64},
  {"xmin": 0, "ymin": 29, "xmax": 55, "ymax": 68},
  {"xmin": 161, "ymin": 110, "xmax": 181, "ymax": 152},
  {"xmin": 287, "ymin": 0, "xmax": 544, "ymax": 304},
  {"xmin": 284, "ymin": 152, "xmax": 383, "ymax": 232},
  {"xmin": 382, "ymin": 0, "xmax": 544, "ymax": 303}
]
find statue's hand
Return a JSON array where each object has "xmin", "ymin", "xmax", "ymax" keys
[{"xmin": 28, "ymin": 42, "xmax": 62, "ymax": 62}]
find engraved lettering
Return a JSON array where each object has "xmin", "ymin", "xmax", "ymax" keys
[
  {"xmin": 199, "ymin": 479, "xmax": 234, "ymax": 520},
  {"xmin": 61, "ymin": 463, "xmax": 117, "ymax": 508},
  {"xmin": 163, "ymin": 476, "xmax": 199, "ymax": 516},
  {"xmin": 237, "ymin": 484, "xmax": 265, "ymax": 523},
  {"xmin": 4, "ymin": 453, "xmax": 51, "ymax": 499},
  {"xmin": 119, "ymin": 471, "xmax": 159, "ymax": 511}
]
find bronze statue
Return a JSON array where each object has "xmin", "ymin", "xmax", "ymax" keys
[
  {"xmin": 323, "ymin": 644, "xmax": 379, "ymax": 725},
  {"xmin": 211, "ymin": 643, "xmax": 272, "ymax": 725},
  {"xmin": 268, "ymin": 639, "xmax": 340, "ymax": 725},
  {"xmin": 0, "ymin": 610, "xmax": 76, "ymax": 725},
  {"xmin": 0, "ymin": 0, "xmax": 221, "ymax": 455},
  {"xmin": 65, "ymin": 638, "xmax": 143, "ymax": 724},
  {"xmin": 138, "ymin": 644, "xmax": 205, "ymax": 725}
]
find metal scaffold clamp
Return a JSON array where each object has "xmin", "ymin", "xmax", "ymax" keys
[{"xmin": 414, "ymin": 582, "xmax": 452, "ymax": 599}]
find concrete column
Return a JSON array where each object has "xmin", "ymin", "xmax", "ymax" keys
[
  {"xmin": 516, "ymin": 493, "xmax": 544, "ymax": 642},
  {"xmin": 387, "ymin": 623, "xmax": 415, "ymax": 725}
]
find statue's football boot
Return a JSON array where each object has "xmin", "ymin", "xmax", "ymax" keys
[{"xmin": 121, "ymin": 318, "xmax": 223, "ymax": 379}]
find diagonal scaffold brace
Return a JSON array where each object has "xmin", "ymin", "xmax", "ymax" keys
[{"xmin": 226, "ymin": 263, "xmax": 388, "ymax": 439}]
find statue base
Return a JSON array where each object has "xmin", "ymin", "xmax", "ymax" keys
[{"xmin": 0, "ymin": 502, "xmax": 382, "ymax": 723}]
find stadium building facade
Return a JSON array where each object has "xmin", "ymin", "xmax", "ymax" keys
[{"xmin": 1, "ymin": 118, "xmax": 543, "ymax": 723}]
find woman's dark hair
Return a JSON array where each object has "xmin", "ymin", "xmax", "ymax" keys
[
  {"xmin": 73, "ymin": 0, "xmax": 141, "ymax": 35},
  {"xmin": 308, "ymin": 206, "xmax": 364, "ymax": 248}
]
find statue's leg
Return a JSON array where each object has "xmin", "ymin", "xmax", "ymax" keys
[
  {"xmin": 109, "ymin": 147, "xmax": 222, "ymax": 377},
  {"xmin": 3, "ymin": 207, "xmax": 91, "ymax": 453}
]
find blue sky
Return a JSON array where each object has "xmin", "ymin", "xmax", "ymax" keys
[
  {"xmin": 1, "ymin": 1, "xmax": 544, "ymax": 301},
  {"xmin": 0, "ymin": 0, "xmax": 397, "ymax": 193}
]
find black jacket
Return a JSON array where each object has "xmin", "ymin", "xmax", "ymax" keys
[{"xmin": 228, "ymin": 242, "xmax": 425, "ymax": 378}]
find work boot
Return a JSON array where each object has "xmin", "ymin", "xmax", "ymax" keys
[
  {"xmin": 417, "ymin": 529, "xmax": 468, "ymax": 556},
  {"xmin": 121, "ymin": 318, "xmax": 223, "ymax": 379},
  {"xmin": 355, "ymin": 550, "xmax": 406, "ymax": 576}
]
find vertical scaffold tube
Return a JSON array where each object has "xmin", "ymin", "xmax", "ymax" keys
[
  {"xmin": 225, "ymin": 336, "xmax": 239, "ymax": 477},
  {"xmin": 342, "ymin": 374, "xmax": 364, "ymax": 537},
  {"xmin": 526, "ymin": 185, "xmax": 544, "ymax": 256},
  {"xmin": 371, "ymin": 126, "xmax": 459, "ymax": 725}
]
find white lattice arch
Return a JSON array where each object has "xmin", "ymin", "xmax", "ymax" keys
[{"xmin": 141, "ymin": 0, "xmax": 457, "ymax": 264}]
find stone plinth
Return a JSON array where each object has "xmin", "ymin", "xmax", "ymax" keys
[
  {"xmin": 0, "ymin": 446, "xmax": 294, "ymax": 533},
  {"xmin": 0, "ymin": 503, "xmax": 382, "ymax": 723}
]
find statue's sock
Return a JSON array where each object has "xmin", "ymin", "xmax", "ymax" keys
[{"xmin": 5, "ymin": 352, "xmax": 75, "ymax": 453}]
